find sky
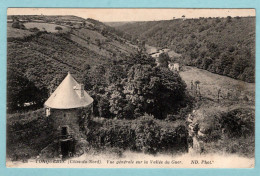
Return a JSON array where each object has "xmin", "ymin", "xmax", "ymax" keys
[{"xmin": 7, "ymin": 8, "xmax": 255, "ymax": 22}]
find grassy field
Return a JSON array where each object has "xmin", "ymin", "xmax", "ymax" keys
[
  {"xmin": 147, "ymin": 45, "xmax": 255, "ymax": 106},
  {"xmin": 180, "ymin": 66, "xmax": 255, "ymax": 158},
  {"xmin": 7, "ymin": 22, "xmax": 69, "ymax": 39},
  {"xmin": 145, "ymin": 44, "xmax": 158, "ymax": 54},
  {"xmin": 180, "ymin": 66, "xmax": 255, "ymax": 105},
  {"xmin": 7, "ymin": 23, "xmax": 34, "ymax": 38},
  {"xmin": 70, "ymin": 28, "xmax": 137, "ymax": 58},
  {"xmin": 24, "ymin": 22, "xmax": 69, "ymax": 33}
]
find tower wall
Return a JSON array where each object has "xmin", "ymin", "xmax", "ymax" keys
[{"xmin": 50, "ymin": 107, "xmax": 89, "ymax": 139}]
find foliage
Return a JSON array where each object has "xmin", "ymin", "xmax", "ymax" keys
[
  {"xmin": 6, "ymin": 15, "xmax": 192, "ymax": 158},
  {"xmin": 84, "ymin": 53, "xmax": 188, "ymax": 120},
  {"xmin": 29, "ymin": 27, "xmax": 40, "ymax": 32},
  {"xmin": 7, "ymin": 31, "xmax": 106, "ymax": 112},
  {"xmin": 86, "ymin": 18, "xmax": 133, "ymax": 42},
  {"xmin": 12, "ymin": 21, "xmax": 25, "ymax": 29},
  {"xmin": 124, "ymin": 65, "xmax": 187, "ymax": 119},
  {"xmin": 118, "ymin": 17, "xmax": 255, "ymax": 83},
  {"xmin": 86, "ymin": 115, "xmax": 188, "ymax": 154},
  {"xmin": 158, "ymin": 52, "xmax": 170, "ymax": 67},
  {"xmin": 7, "ymin": 109, "xmax": 55, "ymax": 160},
  {"xmin": 190, "ymin": 107, "xmax": 255, "ymax": 157},
  {"xmin": 7, "ymin": 19, "xmax": 137, "ymax": 112},
  {"xmin": 55, "ymin": 26, "xmax": 63, "ymax": 31},
  {"xmin": 7, "ymin": 68, "xmax": 48, "ymax": 112},
  {"xmin": 220, "ymin": 108, "xmax": 254, "ymax": 138}
]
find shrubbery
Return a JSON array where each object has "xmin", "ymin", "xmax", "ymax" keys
[
  {"xmin": 7, "ymin": 109, "xmax": 55, "ymax": 160},
  {"xmin": 55, "ymin": 26, "xmax": 63, "ymax": 31},
  {"xmin": 190, "ymin": 107, "xmax": 255, "ymax": 157},
  {"xmin": 220, "ymin": 108, "xmax": 254, "ymax": 138},
  {"xmin": 12, "ymin": 21, "xmax": 25, "ymax": 29},
  {"xmin": 29, "ymin": 27, "xmax": 40, "ymax": 32},
  {"xmin": 86, "ymin": 115, "xmax": 188, "ymax": 154}
]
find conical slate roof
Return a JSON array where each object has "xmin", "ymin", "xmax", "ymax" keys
[{"xmin": 44, "ymin": 72, "xmax": 93, "ymax": 109}]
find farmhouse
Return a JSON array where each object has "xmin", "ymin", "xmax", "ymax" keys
[
  {"xmin": 44, "ymin": 72, "xmax": 93, "ymax": 157},
  {"xmin": 168, "ymin": 62, "xmax": 180, "ymax": 72}
]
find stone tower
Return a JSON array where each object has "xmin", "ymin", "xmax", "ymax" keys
[{"xmin": 43, "ymin": 72, "xmax": 93, "ymax": 157}]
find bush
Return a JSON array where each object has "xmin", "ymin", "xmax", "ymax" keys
[
  {"xmin": 55, "ymin": 26, "xmax": 63, "ymax": 31},
  {"xmin": 157, "ymin": 52, "xmax": 170, "ymax": 67},
  {"xmin": 12, "ymin": 22, "xmax": 25, "ymax": 29},
  {"xmin": 123, "ymin": 65, "xmax": 187, "ymax": 119},
  {"xmin": 134, "ymin": 116, "xmax": 161, "ymax": 153},
  {"xmin": 29, "ymin": 27, "xmax": 40, "ymax": 32},
  {"xmin": 86, "ymin": 118, "xmax": 135, "ymax": 150},
  {"xmin": 7, "ymin": 109, "xmax": 55, "ymax": 160},
  {"xmin": 190, "ymin": 107, "xmax": 255, "ymax": 157},
  {"xmin": 86, "ymin": 115, "xmax": 188, "ymax": 154},
  {"xmin": 220, "ymin": 108, "xmax": 254, "ymax": 138}
]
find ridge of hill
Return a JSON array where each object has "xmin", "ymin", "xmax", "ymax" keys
[
  {"xmin": 116, "ymin": 17, "xmax": 255, "ymax": 83},
  {"xmin": 7, "ymin": 15, "xmax": 139, "ymax": 112},
  {"xmin": 8, "ymin": 15, "xmax": 85, "ymax": 22},
  {"xmin": 104, "ymin": 21, "xmax": 138, "ymax": 27}
]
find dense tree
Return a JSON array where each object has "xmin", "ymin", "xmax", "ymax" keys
[
  {"xmin": 97, "ymin": 94, "xmax": 111, "ymax": 118},
  {"xmin": 7, "ymin": 68, "xmax": 47, "ymax": 112},
  {"xmin": 29, "ymin": 27, "xmax": 40, "ymax": 32},
  {"xmin": 121, "ymin": 52, "xmax": 156, "ymax": 70},
  {"xmin": 157, "ymin": 52, "xmax": 170, "ymax": 67},
  {"xmin": 124, "ymin": 64, "xmax": 187, "ymax": 119},
  {"xmin": 55, "ymin": 26, "xmax": 63, "ymax": 31},
  {"xmin": 226, "ymin": 16, "xmax": 232, "ymax": 23},
  {"xmin": 12, "ymin": 21, "xmax": 25, "ymax": 29},
  {"xmin": 48, "ymin": 74, "xmax": 66, "ymax": 95},
  {"xmin": 83, "ymin": 52, "xmax": 188, "ymax": 119},
  {"xmin": 83, "ymin": 64, "xmax": 107, "ymax": 91},
  {"xmin": 107, "ymin": 84, "xmax": 130, "ymax": 118},
  {"xmin": 105, "ymin": 64, "xmax": 127, "ymax": 84},
  {"xmin": 95, "ymin": 39, "xmax": 101, "ymax": 47}
]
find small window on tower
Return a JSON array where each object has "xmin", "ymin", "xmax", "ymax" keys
[
  {"xmin": 61, "ymin": 126, "xmax": 68, "ymax": 136},
  {"xmin": 46, "ymin": 108, "xmax": 50, "ymax": 117}
]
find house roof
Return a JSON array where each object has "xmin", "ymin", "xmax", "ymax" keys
[{"xmin": 44, "ymin": 72, "xmax": 93, "ymax": 109}]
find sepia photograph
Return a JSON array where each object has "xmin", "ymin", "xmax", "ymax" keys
[{"xmin": 6, "ymin": 8, "xmax": 255, "ymax": 168}]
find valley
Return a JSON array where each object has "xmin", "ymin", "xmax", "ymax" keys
[
  {"xmin": 116, "ymin": 17, "xmax": 255, "ymax": 83},
  {"xmin": 6, "ymin": 13, "xmax": 255, "ymax": 165}
]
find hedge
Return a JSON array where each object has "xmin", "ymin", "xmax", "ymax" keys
[
  {"xmin": 7, "ymin": 109, "xmax": 55, "ymax": 160},
  {"xmin": 86, "ymin": 115, "xmax": 188, "ymax": 154}
]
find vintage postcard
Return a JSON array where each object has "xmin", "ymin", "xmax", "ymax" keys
[{"xmin": 6, "ymin": 8, "xmax": 255, "ymax": 168}]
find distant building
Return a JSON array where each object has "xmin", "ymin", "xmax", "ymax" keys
[{"xmin": 168, "ymin": 63, "xmax": 180, "ymax": 72}]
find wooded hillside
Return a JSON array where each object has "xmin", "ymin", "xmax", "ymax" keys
[
  {"xmin": 7, "ymin": 16, "xmax": 138, "ymax": 112},
  {"xmin": 117, "ymin": 17, "xmax": 255, "ymax": 83}
]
